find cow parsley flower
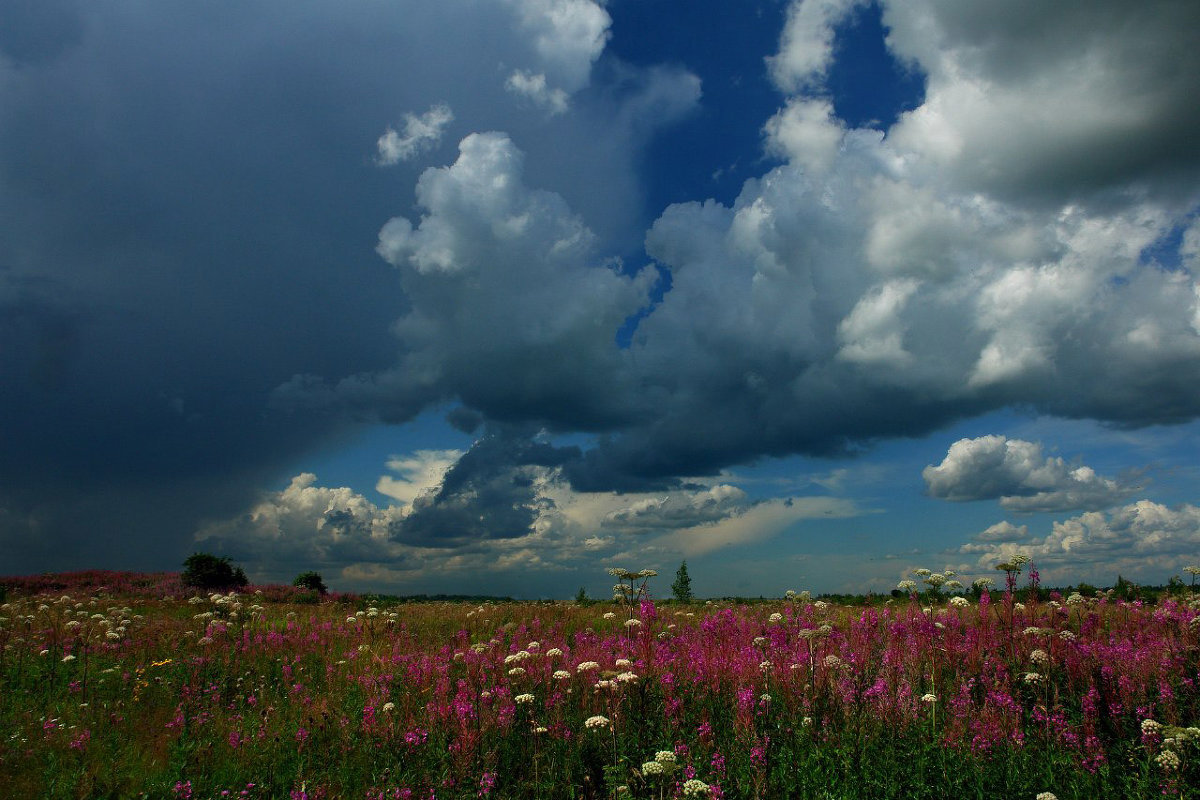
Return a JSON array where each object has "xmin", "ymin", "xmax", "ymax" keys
[
  {"xmin": 514, "ymin": 693, "xmax": 535, "ymax": 705},
  {"xmin": 682, "ymin": 778, "xmax": 710, "ymax": 797},
  {"xmin": 584, "ymin": 715, "xmax": 611, "ymax": 730}
]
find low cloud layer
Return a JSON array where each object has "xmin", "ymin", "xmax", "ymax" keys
[
  {"xmin": 195, "ymin": 445, "xmax": 857, "ymax": 587},
  {"xmin": 960, "ymin": 501, "xmax": 1200, "ymax": 585}
]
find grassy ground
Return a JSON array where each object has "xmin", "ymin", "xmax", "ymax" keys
[{"xmin": 1, "ymin": 571, "xmax": 1198, "ymax": 799}]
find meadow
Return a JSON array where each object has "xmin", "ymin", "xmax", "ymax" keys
[{"xmin": 1, "ymin": 566, "xmax": 1199, "ymax": 799}]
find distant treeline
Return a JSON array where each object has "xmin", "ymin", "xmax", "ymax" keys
[
  {"xmin": 358, "ymin": 593, "xmax": 518, "ymax": 604},
  {"xmin": 2, "ymin": 571, "xmax": 1193, "ymax": 607}
]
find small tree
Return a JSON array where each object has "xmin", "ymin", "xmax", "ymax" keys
[
  {"xmin": 293, "ymin": 571, "xmax": 328, "ymax": 595},
  {"xmin": 575, "ymin": 586, "xmax": 590, "ymax": 605},
  {"xmin": 671, "ymin": 560, "xmax": 693, "ymax": 603},
  {"xmin": 181, "ymin": 552, "xmax": 248, "ymax": 591}
]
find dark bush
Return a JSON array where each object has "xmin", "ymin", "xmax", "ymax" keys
[
  {"xmin": 181, "ymin": 552, "xmax": 248, "ymax": 591},
  {"xmin": 293, "ymin": 571, "xmax": 328, "ymax": 595}
]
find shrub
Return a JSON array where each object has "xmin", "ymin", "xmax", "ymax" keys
[
  {"xmin": 293, "ymin": 571, "xmax": 328, "ymax": 595},
  {"xmin": 181, "ymin": 552, "xmax": 248, "ymax": 591}
]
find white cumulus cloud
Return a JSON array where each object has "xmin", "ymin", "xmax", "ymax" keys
[
  {"xmin": 376, "ymin": 104, "xmax": 455, "ymax": 165},
  {"xmin": 923, "ymin": 436, "xmax": 1140, "ymax": 512},
  {"xmin": 376, "ymin": 449, "xmax": 463, "ymax": 505},
  {"xmin": 506, "ymin": 70, "xmax": 569, "ymax": 115},
  {"xmin": 961, "ymin": 501, "xmax": 1200, "ymax": 584}
]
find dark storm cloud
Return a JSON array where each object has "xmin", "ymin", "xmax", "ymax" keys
[
  {"xmin": 390, "ymin": 425, "xmax": 578, "ymax": 548},
  {"xmin": 0, "ymin": 0, "xmax": 675, "ymax": 571}
]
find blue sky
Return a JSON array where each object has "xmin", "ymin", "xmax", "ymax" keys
[{"xmin": 3, "ymin": 0, "xmax": 1200, "ymax": 598}]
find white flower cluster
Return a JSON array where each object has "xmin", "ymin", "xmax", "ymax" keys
[
  {"xmin": 576, "ymin": 661, "xmax": 600, "ymax": 673},
  {"xmin": 682, "ymin": 779, "xmax": 710, "ymax": 797},
  {"xmin": 584, "ymin": 715, "xmax": 611, "ymax": 730}
]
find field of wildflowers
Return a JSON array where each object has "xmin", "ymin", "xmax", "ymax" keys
[{"xmin": 2, "ymin": 564, "xmax": 1199, "ymax": 799}]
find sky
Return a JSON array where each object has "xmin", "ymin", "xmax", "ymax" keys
[{"xmin": 2, "ymin": 0, "xmax": 1200, "ymax": 599}]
